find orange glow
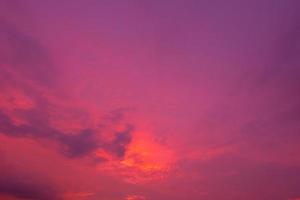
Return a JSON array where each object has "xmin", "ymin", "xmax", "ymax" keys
[
  {"xmin": 96, "ymin": 131, "xmax": 177, "ymax": 183},
  {"xmin": 119, "ymin": 132, "xmax": 176, "ymax": 183},
  {"xmin": 122, "ymin": 137, "xmax": 173, "ymax": 172},
  {"xmin": 125, "ymin": 194, "xmax": 146, "ymax": 200},
  {"xmin": 63, "ymin": 192, "xmax": 95, "ymax": 200}
]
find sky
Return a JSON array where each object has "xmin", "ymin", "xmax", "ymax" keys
[{"xmin": 0, "ymin": 0, "xmax": 300, "ymax": 199}]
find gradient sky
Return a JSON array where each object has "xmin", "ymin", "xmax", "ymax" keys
[{"xmin": 0, "ymin": 0, "xmax": 300, "ymax": 200}]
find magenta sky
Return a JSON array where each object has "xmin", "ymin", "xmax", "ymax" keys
[{"xmin": 0, "ymin": 0, "xmax": 300, "ymax": 200}]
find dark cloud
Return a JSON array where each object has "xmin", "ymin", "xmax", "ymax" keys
[
  {"xmin": 0, "ymin": 110, "xmax": 134, "ymax": 160},
  {"xmin": 0, "ymin": 18, "xmax": 135, "ymax": 160},
  {"xmin": 109, "ymin": 125, "xmax": 133, "ymax": 158},
  {"xmin": 0, "ymin": 111, "xmax": 97, "ymax": 158},
  {"xmin": 0, "ymin": 173, "xmax": 58, "ymax": 200},
  {"xmin": 59, "ymin": 129, "xmax": 99, "ymax": 158}
]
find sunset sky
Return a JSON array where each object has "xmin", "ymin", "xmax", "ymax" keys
[{"xmin": 0, "ymin": 0, "xmax": 300, "ymax": 200}]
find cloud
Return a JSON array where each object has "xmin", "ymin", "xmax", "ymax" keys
[
  {"xmin": 0, "ymin": 19, "xmax": 57, "ymax": 87},
  {"xmin": 58, "ymin": 129, "xmax": 99, "ymax": 158},
  {"xmin": 0, "ymin": 19, "xmax": 134, "ymax": 161},
  {"xmin": 108, "ymin": 125, "xmax": 133, "ymax": 158},
  {"xmin": 0, "ymin": 173, "xmax": 58, "ymax": 200},
  {"xmin": 0, "ymin": 109, "xmax": 134, "ymax": 160},
  {"xmin": 0, "ymin": 110, "xmax": 96, "ymax": 157}
]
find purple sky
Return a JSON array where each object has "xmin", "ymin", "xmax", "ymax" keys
[{"xmin": 0, "ymin": 0, "xmax": 300, "ymax": 200}]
